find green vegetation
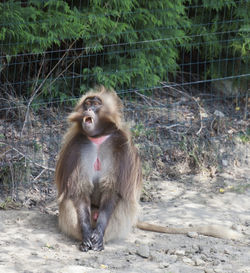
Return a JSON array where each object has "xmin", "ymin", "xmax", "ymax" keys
[
  {"xmin": 238, "ymin": 128, "xmax": 250, "ymax": 143},
  {"xmin": 0, "ymin": 0, "xmax": 249, "ymax": 99}
]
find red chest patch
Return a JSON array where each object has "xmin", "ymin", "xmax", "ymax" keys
[
  {"xmin": 94, "ymin": 158, "xmax": 101, "ymax": 171},
  {"xmin": 88, "ymin": 135, "xmax": 110, "ymax": 172}
]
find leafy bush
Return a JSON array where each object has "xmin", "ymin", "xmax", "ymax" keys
[
  {"xmin": 0, "ymin": 0, "xmax": 249, "ymax": 99},
  {"xmin": 187, "ymin": 0, "xmax": 249, "ymax": 81}
]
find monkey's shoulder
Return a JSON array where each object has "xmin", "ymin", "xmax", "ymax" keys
[{"xmin": 108, "ymin": 129, "xmax": 132, "ymax": 147}]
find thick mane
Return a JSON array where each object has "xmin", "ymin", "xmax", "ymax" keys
[{"xmin": 70, "ymin": 85, "xmax": 125, "ymax": 132}]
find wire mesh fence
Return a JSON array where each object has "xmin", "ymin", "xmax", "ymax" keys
[{"xmin": 0, "ymin": 0, "xmax": 249, "ymax": 201}]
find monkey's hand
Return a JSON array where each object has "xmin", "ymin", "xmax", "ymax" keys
[
  {"xmin": 91, "ymin": 227, "xmax": 104, "ymax": 251},
  {"xmin": 79, "ymin": 235, "xmax": 92, "ymax": 252}
]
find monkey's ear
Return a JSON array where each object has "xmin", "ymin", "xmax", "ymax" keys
[{"xmin": 68, "ymin": 112, "xmax": 83, "ymax": 122}]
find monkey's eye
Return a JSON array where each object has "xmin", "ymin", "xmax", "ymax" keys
[
  {"xmin": 94, "ymin": 101, "xmax": 100, "ymax": 106},
  {"xmin": 85, "ymin": 101, "xmax": 91, "ymax": 107}
]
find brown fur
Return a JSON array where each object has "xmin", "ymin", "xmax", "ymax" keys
[
  {"xmin": 55, "ymin": 86, "xmax": 142, "ymax": 245},
  {"xmin": 137, "ymin": 222, "xmax": 242, "ymax": 240}
]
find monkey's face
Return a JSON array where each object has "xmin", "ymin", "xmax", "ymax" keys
[
  {"xmin": 68, "ymin": 91, "xmax": 121, "ymax": 137},
  {"xmin": 81, "ymin": 96, "xmax": 102, "ymax": 136},
  {"xmin": 81, "ymin": 96, "xmax": 116, "ymax": 137}
]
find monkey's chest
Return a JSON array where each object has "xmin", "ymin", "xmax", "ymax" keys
[
  {"xmin": 81, "ymin": 142, "xmax": 114, "ymax": 184},
  {"xmin": 87, "ymin": 147, "xmax": 114, "ymax": 207},
  {"xmin": 91, "ymin": 152, "xmax": 113, "ymax": 182}
]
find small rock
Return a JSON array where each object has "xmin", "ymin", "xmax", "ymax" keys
[
  {"xmin": 192, "ymin": 245, "xmax": 203, "ymax": 253},
  {"xmin": 136, "ymin": 244, "xmax": 150, "ymax": 258},
  {"xmin": 201, "ymin": 254, "xmax": 210, "ymax": 262},
  {"xmin": 134, "ymin": 240, "xmax": 140, "ymax": 245},
  {"xmin": 187, "ymin": 231, "xmax": 198, "ymax": 238},
  {"xmin": 18, "ymin": 191, "xmax": 26, "ymax": 202},
  {"xmin": 224, "ymin": 249, "xmax": 230, "ymax": 255},
  {"xmin": 222, "ymin": 159, "xmax": 228, "ymax": 167},
  {"xmin": 232, "ymin": 224, "xmax": 241, "ymax": 232},
  {"xmin": 192, "ymin": 244, "xmax": 200, "ymax": 253},
  {"xmin": 245, "ymin": 220, "xmax": 250, "ymax": 226},
  {"xmin": 210, "ymin": 247, "xmax": 217, "ymax": 254},
  {"xmin": 182, "ymin": 257, "xmax": 195, "ymax": 265},
  {"xmin": 198, "ymin": 245, "xmax": 204, "ymax": 252},
  {"xmin": 150, "ymin": 253, "xmax": 165, "ymax": 263},
  {"xmin": 194, "ymin": 257, "xmax": 205, "ymax": 266},
  {"xmin": 159, "ymin": 262, "xmax": 169, "ymax": 269},
  {"xmin": 165, "ymin": 254, "xmax": 178, "ymax": 264},
  {"xmin": 184, "ymin": 247, "xmax": 196, "ymax": 256},
  {"xmin": 204, "ymin": 269, "xmax": 214, "ymax": 273},
  {"xmin": 169, "ymin": 249, "xmax": 176, "ymax": 255},
  {"xmin": 175, "ymin": 249, "xmax": 186, "ymax": 256}
]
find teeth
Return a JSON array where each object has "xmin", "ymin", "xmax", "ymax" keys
[{"xmin": 83, "ymin": 116, "xmax": 93, "ymax": 123}]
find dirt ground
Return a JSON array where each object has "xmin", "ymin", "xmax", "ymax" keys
[{"xmin": 0, "ymin": 161, "xmax": 249, "ymax": 273}]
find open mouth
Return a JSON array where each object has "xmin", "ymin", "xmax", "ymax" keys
[{"xmin": 83, "ymin": 116, "xmax": 93, "ymax": 124}]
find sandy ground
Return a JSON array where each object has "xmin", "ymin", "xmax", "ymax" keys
[{"xmin": 0, "ymin": 167, "xmax": 250, "ymax": 273}]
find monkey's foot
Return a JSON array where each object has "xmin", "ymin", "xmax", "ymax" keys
[
  {"xmin": 91, "ymin": 228, "xmax": 104, "ymax": 251},
  {"xmin": 79, "ymin": 238, "xmax": 92, "ymax": 252}
]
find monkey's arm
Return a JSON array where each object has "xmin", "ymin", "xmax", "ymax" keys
[
  {"xmin": 91, "ymin": 193, "xmax": 120, "ymax": 251},
  {"xmin": 76, "ymin": 199, "xmax": 93, "ymax": 252}
]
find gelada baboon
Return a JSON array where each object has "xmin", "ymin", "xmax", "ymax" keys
[
  {"xmin": 55, "ymin": 86, "xmax": 241, "ymax": 252},
  {"xmin": 55, "ymin": 86, "xmax": 142, "ymax": 251}
]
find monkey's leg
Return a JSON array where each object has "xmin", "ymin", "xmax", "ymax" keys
[
  {"xmin": 91, "ymin": 194, "xmax": 119, "ymax": 251},
  {"xmin": 77, "ymin": 201, "xmax": 93, "ymax": 252}
]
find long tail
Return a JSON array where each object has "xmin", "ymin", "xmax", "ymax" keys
[{"xmin": 136, "ymin": 222, "xmax": 242, "ymax": 240}]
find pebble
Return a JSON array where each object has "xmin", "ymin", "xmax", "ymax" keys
[
  {"xmin": 150, "ymin": 253, "xmax": 165, "ymax": 263},
  {"xmin": 210, "ymin": 247, "xmax": 217, "ymax": 254},
  {"xmin": 165, "ymin": 254, "xmax": 178, "ymax": 264},
  {"xmin": 204, "ymin": 269, "xmax": 214, "ymax": 273},
  {"xmin": 182, "ymin": 257, "xmax": 194, "ymax": 265},
  {"xmin": 18, "ymin": 191, "xmax": 26, "ymax": 202},
  {"xmin": 200, "ymin": 254, "xmax": 210, "ymax": 262},
  {"xmin": 169, "ymin": 249, "xmax": 176, "ymax": 255},
  {"xmin": 159, "ymin": 262, "xmax": 169, "ymax": 269},
  {"xmin": 164, "ymin": 248, "xmax": 169, "ymax": 254},
  {"xmin": 222, "ymin": 159, "xmax": 228, "ymax": 167},
  {"xmin": 232, "ymin": 224, "xmax": 241, "ymax": 232},
  {"xmin": 187, "ymin": 231, "xmax": 199, "ymax": 238},
  {"xmin": 134, "ymin": 240, "xmax": 140, "ymax": 245},
  {"xmin": 192, "ymin": 244, "xmax": 204, "ymax": 253},
  {"xmin": 194, "ymin": 257, "xmax": 205, "ymax": 266},
  {"xmin": 198, "ymin": 245, "xmax": 204, "ymax": 252},
  {"xmin": 192, "ymin": 244, "xmax": 199, "ymax": 253},
  {"xmin": 136, "ymin": 244, "xmax": 150, "ymax": 258},
  {"xmin": 175, "ymin": 249, "xmax": 186, "ymax": 256},
  {"xmin": 245, "ymin": 220, "xmax": 250, "ymax": 226}
]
